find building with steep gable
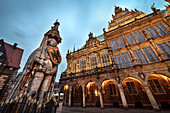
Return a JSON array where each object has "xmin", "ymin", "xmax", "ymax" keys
[{"xmin": 59, "ymin": 2, "xmax": 170, "ymax": 111}]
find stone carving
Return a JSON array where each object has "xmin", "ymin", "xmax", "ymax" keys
[{"xmin": 1, "ymin": 20, "xmax": 62, "ymax": 113}]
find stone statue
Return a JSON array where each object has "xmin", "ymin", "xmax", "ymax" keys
[
  {"xmin": 0, "ymin": 20, "xmax": 62, "ymax": 113},
  {"xmin": 24, "ymin": 20, "xmax": 62, "ymax": 104}
]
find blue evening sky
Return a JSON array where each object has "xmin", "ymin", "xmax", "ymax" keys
[{"xmin": 0, "ymin": 0, "xmax": 167, "ymax": 82}]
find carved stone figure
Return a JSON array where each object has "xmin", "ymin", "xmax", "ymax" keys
[
  {"xmin": 24, "ymin": 20, "xmax": 62, "ymax": 103},
  {"xmin": 0, "ymin": 20, "xmax": 62, "ymax": 113}
]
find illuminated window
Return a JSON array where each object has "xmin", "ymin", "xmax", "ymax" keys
[
  {"xmin": 80, "ymin": 59, "xmax": 86, "ymax": 70},
  {"xmin": 109, "ymin": 84, "xmax": 117, "ymax": 95},
  {"xmin": 157, "ymin": 42, "xmax": 170, "ymax": 59},
  {"xmin": 126, "ymin": 81, "xmax": 138, "ymax": 94},
  {"xmin": 90, "ymin": 56, "xmax": 97, "ymax": 69},
  {"xmin": 148, "ymin": 79, "xmax": 165, "ymax": 94},
  {"xmin": 142, "ymin": 47, "xmax": 160, "ymax": 63},
  {"xmin": 133, "ymin": 49, "xmax": 148, "ymax": 64},
  {"xmin": 101, "ymin": 53, "xmax": 110, "ymax": 67}
]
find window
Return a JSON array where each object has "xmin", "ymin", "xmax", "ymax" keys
[
  {"xmin": 101, "ymin": 53, "xmax": 110, "ymax": 67},
  {"xmin": 115, "ymin": 53, "xmax": 133, "ymax": 68},
  {"xmin": 109, "ymin": 84, "xmax": 117, "ymax": 95},
  {"xmin": 110, "ymin": 37, "xmax": 125, "ymax": 50},
  {"xmin": 115, "ymin": 55, "xmax": 125, "ymax": 69},
  {"xmin": 80, "ymin": 59, "xmax": 86, "ymax": 70},
  {"xmin": 148, "ymin": 79, "xmax": 165, "ymax": 94},
  {"xmin": 116, "ymin": 37, "xmax": 125, "ymax": 49},
  {"xmin": 125, "ymin": 34, "xmax": 136, "ymax": 45},
  {"xmin": 157, "ymin": 23, "xmax": 170, "ymax": 34},
  {"xmin": 148, "ymin": 27, "xmax": 159, "ymax": 38},
  {"xmin": 110, "ymin": 40, "xmax": 118, "ymax": 50},
  {"xmin": 133, "ymin": 49, "xmax": 148, "ymax": 64},
  {"xmin": 126, "ymin": 81, "xmax": 138, "ymax": 94},
  {"xmin": 153, "ymin": 25, "xmax": 165, "ymax": 36},
  {"xmin": 90, "ymin": 56, "xmax": 97, "ymax": 69},
  {"xmin": 142, "ymin": 47, "xmax": 159, "ymax": 63},
  {"xmin": 73, "ymin": 63, "xmax": 77, "ymax": 72},
  {"xmin": 122, "ymin": 52, "xmax": 133, "ymax": 67},
  {"xmin": 133, "ymin": 31, "xmax": 145, "ymax": 43},
  {"xmin": 144, "ymin": 27, "xmax": 159, "ymax": 39},
  {"xmin": 157, "ymin": 42, "xmax": 170, "ymax": 59}
]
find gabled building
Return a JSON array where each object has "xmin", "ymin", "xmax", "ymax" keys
[
  {"xmin": 0, "ymin": 39, "xmax": 24, "ymax": 102},
  {"xmin": 59, "ymin": 2, "xmax": 170, "ymax": 111}
]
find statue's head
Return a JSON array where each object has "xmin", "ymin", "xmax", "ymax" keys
[
  {"xmin": 47, "ymin": 34, "xmax": 60, "ymax": 47},
  {"xmin": 40, "ymin": 20, "xmax": 62, "ymax": 47}
]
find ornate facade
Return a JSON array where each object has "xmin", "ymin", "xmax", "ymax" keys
[{"xmin": 59, "ymin": 3, "xmax": 170, "ymax": 111}]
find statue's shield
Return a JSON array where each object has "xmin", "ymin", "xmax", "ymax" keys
[{"xmin": 47, "ymin": 47, "xmax": 61, "ymax": 65}]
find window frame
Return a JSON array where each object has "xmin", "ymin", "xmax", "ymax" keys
[
  {"xmin": 108, "ymin": 83, "xmax": 118, "ymax": 96},
  {"xmin": 147, "ymin": 79, "xmax": 166, "ymax": 95},
  {"xmin": 126, "ymin": 81, "xmax": 138, "ymax": 95}
]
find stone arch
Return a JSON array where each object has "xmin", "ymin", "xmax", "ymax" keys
[
  {"xmin": 85, "ymin": 81, "xmax": 100, "ymax": 107},
  {"xmin": 121, "ymin": 76, "xmax": 150, "ymax": 108},
  {"xmin": 84, "ymin": 79, "xmax": 99, "ymax": 88},
  {"xmin": 145, "ymin": 71, "xmax": 170, "ymax": 82},
  {"xmin": 100, "ymin": 78, "xmax": 118, "ymax": 86},
  {"xmin": 120, "ymin": 75, "xmax": 144, "ymax": 85},
  {"xmin": 145, "ymin": 73, "xmax": 170, "ymax": 109},
  {"xmin": 71, "ymin": 83, "xmax": 83, "ymax": 106},
  {"xmin": 101, "ymin": 79, "xmax": 121, "ymax": 107}
]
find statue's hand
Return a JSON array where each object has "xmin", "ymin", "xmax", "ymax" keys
[{"xmin": 36, "ymin": 65, "xmax": 47, "ymax": 72}]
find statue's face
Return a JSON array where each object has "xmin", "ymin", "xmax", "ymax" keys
[{"xmin": 48, "ymin": 38, "xmax": 57, "ymax": 47}]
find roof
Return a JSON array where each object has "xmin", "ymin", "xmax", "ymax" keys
[
  {"xmin": 161, "ymin": 9, "xmax": 168, "ymax": 17},
  {"xmin": 79, "ymin": 34, "xmax": 104, "ymax": 49},
  {"xmin": 4, "ymin": 42, "xmax": 24, "ymax": 69},
  {"xmin": 96, "ymin": 34, "xmax": 104, "ymax": 41}
]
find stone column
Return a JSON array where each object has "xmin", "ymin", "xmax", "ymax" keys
[
  {"xmin": 98, "ymin": 87, "xmax": 104, "ymax": 109},
  {"xmin": 68, "ymin": 86, "xmax": 72, "ymax": 107},
  {"xmin": 64, "ymin": 91, "xmax": 67, "ymax": 105},
  {"xmin": 82, "ymin": 87, "xmax": 86, "ymax": 108},
  {"xmin": 118, "ymin": 84, "xmax": 128, "ymax": 109},
  {"xmin": 143, "ymin": 84, "xmax": 160, "ymax": 111}
]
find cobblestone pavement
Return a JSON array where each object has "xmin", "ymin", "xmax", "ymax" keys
[{"xmin": 57, "ymin": 103, "xmax": 170, "ymax": 113}]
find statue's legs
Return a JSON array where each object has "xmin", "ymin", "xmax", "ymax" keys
[
  {"xmin": 38, "ymin": 75, "xmax": 52, "ymax": 103},
  {"xmin": 29, "ymin": 72, "xmax": 44, "ymax": 96}
]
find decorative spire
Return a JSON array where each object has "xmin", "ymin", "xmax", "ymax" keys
[{"xmin": 88, "ymin": 32, "xmax": 93, "ymax": 39}]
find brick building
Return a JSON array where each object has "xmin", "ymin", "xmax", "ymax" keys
[
  {"xmin": 0, "ymin": 39, "xmax": 23, "ymax": 102},
  {"xmin": 59, "ymin": 2, "xmax": 170, "ymax": 111}
]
